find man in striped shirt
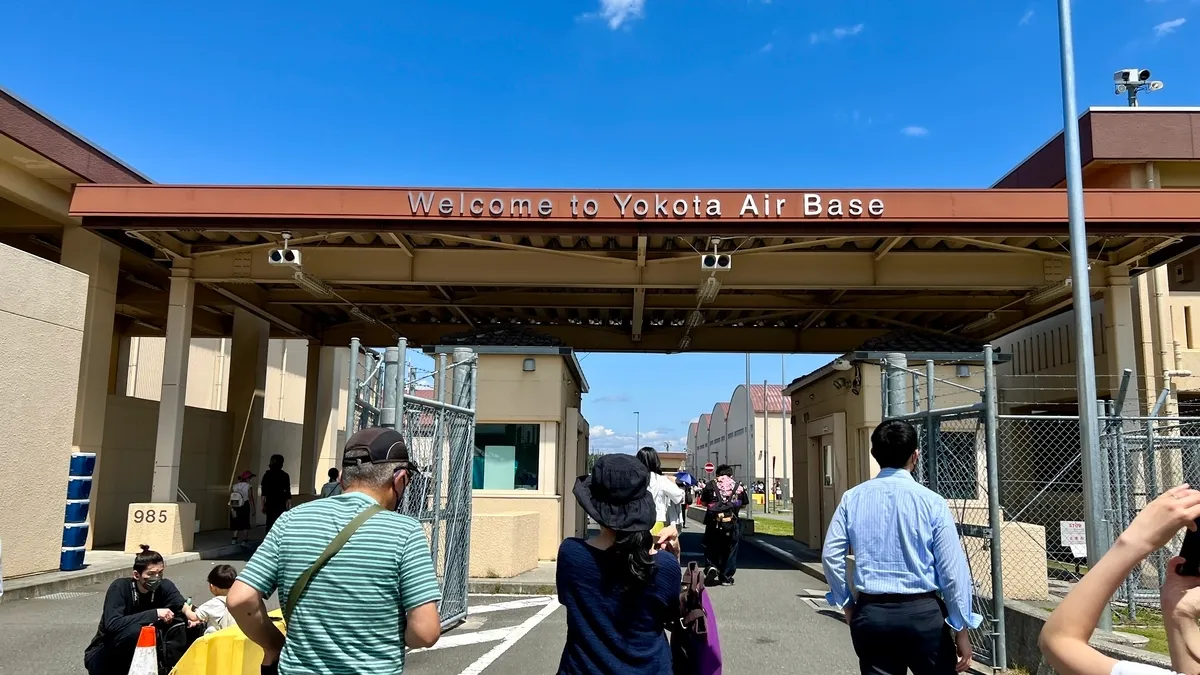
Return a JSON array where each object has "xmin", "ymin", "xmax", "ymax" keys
[
  {"xmin": 228, "ymin": 428, "xmax": 443, "ymax": 674},
  {"xmin": 821, "ymin": 419, "xmax": 982, "ymax": 675}
]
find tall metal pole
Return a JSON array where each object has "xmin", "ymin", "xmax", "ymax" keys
[
  {"xmin": 1056, "ymin": 0, "xmax": 1110, "ymax": 585},
  {"xmin": 635, "ymin": 411, "xmax": 641, "ymax": 449},
  {"xmin": 745, "ymin": 353, "xmax": 754, "ymax": 519},
  {"xmin": 983, "ymin": 345, "xmax": 1009, "ymax": 668},
  {"xmin": 345, "ymin": 337, "xmax": 361, "ymax": 434},
  {"xmin": 781, "ymin": 354, "xmax": 789, "ymax": 505},
  {"xmin": 763, "ymin": 380, "xmax": 771, "ymax": 513}
]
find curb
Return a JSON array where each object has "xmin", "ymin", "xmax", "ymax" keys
[
  {"xmin": 743, "ymin": 536, "xmax": 828, "ymax": 585},
  {"xmin": 0, "ymin": 543, "xmax": 248, "ymax": 605},
  {"xmin": 467, "ymin": 580, "xmax": 557, "ymax": 596}
]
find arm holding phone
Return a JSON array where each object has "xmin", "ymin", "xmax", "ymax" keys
[{"xmin": 1040, "ymin": 485, "xmax": 1200, "ymax": 675}]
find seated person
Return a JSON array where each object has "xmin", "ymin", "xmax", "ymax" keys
[
  {"xmin": 84, "ymin": 545, "xmax": 186, "ymax": 675},
  {"xmin": 183, "ymin": 564, "xmax": 238, "ymax": 634}
]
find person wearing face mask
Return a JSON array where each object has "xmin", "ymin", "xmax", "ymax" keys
[
  {"xmin": 228, "ymin": 427, "xmax": 443, "ymax": 675},
  {"xmin": 85, "ymin": 545, "xmax": 186, "ymax": 674}
]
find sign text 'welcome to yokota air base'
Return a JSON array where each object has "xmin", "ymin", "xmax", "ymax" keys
[{"xmin": 406, "ymin": 191, "xmax": 886, "ymax": 220}]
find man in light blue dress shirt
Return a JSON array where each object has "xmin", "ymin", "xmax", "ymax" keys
[{"xmin": 821, "ymin": 420, "xmax": 982, "ymax": 675}]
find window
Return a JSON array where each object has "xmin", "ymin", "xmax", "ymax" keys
[
  {"xmin": 938, "ymin": 431, "xmax": 978, "ymax": 500},
  {"xmin": 473, "ymin": 424, "xmax": 540, "ymax": 490},
  {"xmin": 822, "ymin": 444, "xmax": 834, "ymax": 487}
]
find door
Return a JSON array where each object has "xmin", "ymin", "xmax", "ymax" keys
[{"xmin": 819, "ymin": 434, "xmax": 838, "ymax": 535}]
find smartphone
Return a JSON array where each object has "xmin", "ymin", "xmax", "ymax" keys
[{"xmin": 1178, "ymin": 522, "xmax": 1200, "ymax": 576}]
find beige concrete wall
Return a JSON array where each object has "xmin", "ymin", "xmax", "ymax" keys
[
  {"xmin": 92, "ymin": 394, "xmax": 305, "ymax": 546},
  {"xmin": 473, "ymin": 495, "xmax": 563, "ymax": 560},
  {"xmin": 0, "ymin": 244, "xmax": 88, "ymax": 578},
  {"xmin": 468, "ymin": 512, "xmax": 539, "ymax": 578},
  {"xmin": 475, "ymin": 354, "xmax": 566, "ymax": 422}
]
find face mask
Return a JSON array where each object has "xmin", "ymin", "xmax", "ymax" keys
[{"xmin": 142, "ymin": 576, "xmax": 162, "ymax": 591}]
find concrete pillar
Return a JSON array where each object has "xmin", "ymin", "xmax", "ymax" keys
[
  {"xmin": 300, "ymin": 341, "xmax": 335, "ymax": 494},
  {"xmin": 564, "ymin": 408, "xmax": 585, "ymax": 538},
  {"xmin": 227, "ymin": 308, "xmax": 270, "ymax": 493},
  {"xmin": 113, "ymin": 335, "xmax": 132, "ymax": 396},
  {"xmin": 1103, "ymin": 266, "xmax": 1141, "ymax": 417},
  {"xmin": 60, "ymin": 227, "xmax": 121, "ymax": 542},
  {"xmin": 315, "ymin": 347, "xmax": 345, "ymax": 477},
  {"xmin": 151, "ymin": 260, "xmax": 195, "ymax": 503}
]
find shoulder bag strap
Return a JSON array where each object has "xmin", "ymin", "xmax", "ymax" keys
[{"xmin": 284, "ymin": 503, "xmax": 385, "ymax": 623}]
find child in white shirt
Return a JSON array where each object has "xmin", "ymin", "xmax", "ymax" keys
[{"xmin": 183, "ymin": 564, "xmax": 238, "ymax": 634}]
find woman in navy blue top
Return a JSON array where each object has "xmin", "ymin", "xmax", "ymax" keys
[{"xmin": 558, "ymin": 453, "xmax": 683, "ymax": 675}]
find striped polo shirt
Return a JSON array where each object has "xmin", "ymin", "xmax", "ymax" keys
[{"xmin": 239, "ymin": 491, "xmax": 442, "ymax": 674}]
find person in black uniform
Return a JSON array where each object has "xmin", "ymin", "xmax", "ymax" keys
[
  {"xmin": 84, "ymin": 545, "xmax": 187, "ymax": 674},
  {"xmin": 259, "ymin": 454, "xmax": 292, "ymax": 534}
]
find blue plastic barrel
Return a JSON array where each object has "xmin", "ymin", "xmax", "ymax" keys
[
  {"xmin": 69, "ymin": 452, "xmax": 97, "ymax": 477},
  {"xmin": 66, "ymin": 477, "xmax": 92, "ymax": 500},
  {"xmin": 62, "ymin": 523, "xmax": 89, "ymax": 547},
  {"xmin": 65, "ymin": 499, "xmax": 91, "ymax": 524},
  {"xmin": 60, "ymin": 546, "xmax": 86, "ymax": 572}
]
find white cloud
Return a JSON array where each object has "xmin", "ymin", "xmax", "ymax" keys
[
  {"xmin": 760, "ymin": 42, "xmax": 774, "ymax": 53},
  {"xmin": 589, "ymin": 424, "xmax": 616, "ymax": 437},
  {"xmin": 689, "ymin": 417, "xmax": 700, "ymax": 424},
  {"xmin": 1154, "ymin": 17, "xmax": 1186, "ymax": 37},
  {"xmin": 591, "ymin": 393, "xmax": 630, "ymax": 403},
  {"xmin": 586, "ymin": 0, "xmax": 646, "ymax": 30},
  {"xmin": 900, "ymin": 125, "xmax": 929, "ymax": 137},
  {"xmin": 810, "ymin": 23, "xmax": 864, "ymax": 44},
  {"xmin": 1019, "ymin": 9, "xmax": 1034, "ymax": 25}
]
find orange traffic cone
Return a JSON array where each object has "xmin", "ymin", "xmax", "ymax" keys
[{"xmin": 127, "ymin": 625, "xmax": 158, "ymax": 675}]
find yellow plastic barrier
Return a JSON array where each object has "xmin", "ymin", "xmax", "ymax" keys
[{"xmin": 169, "ymin": 610, "xmax": 286, "ymax": 675}]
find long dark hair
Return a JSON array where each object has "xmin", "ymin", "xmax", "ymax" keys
[
  {"xmin": 133, "ymin": 544, "xmax": 163, "ymax": 573},
  {"xmin": 636, "ymin": 446, "xmax": 662, "ymax": 475},
  {"xmin": 605, "ymin": 530, "xmax": 656, "ymax": 590}
]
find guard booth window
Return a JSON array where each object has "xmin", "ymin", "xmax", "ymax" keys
[{"xmin": 474, "ymin": 424, "xmax": 540, "ymax": 490}]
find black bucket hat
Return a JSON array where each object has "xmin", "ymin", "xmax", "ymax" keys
[{"xmin": 573, "ymin": 453, "xmax": 656, "ymax": 533}]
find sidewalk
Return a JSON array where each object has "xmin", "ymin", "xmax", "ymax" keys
[
  {"xmin": 468, "ymin": 562, "xmax": 556, "ymax": 596},
  {"xmin": 1, "ymin": 528, "xmax": 260, "ymax": 605}
]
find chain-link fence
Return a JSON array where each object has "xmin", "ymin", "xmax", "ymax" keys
[
  {"xmin": 346, "ymin": 339, "xmax": 478, "ymax": 630},
  {"xmin": 882, "ymin": 352, "xmax": 1006, "ymax": 670}
]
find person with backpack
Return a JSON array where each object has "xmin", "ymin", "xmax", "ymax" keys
[
  {"xmin": 229, "ymin": 470, "xmax": 256, "ymax": 546},
  {"xmin": 557, "ymin": 453, "xmax": 683, "ymax": 675},
  {"xmin": 259, "ymin": 454, "xmax": 292, "ymax": 534},
  {"xmin": 227, "ymin": 427, "xmax": 442, "ymax": 674},
  {"xmin": 700, "ymin": 465, "xmax": 746, "ymax": 587},
  {"xmin": 319, "ymin": 467, "xmax": 341, "ymax": 498},
  {"xmin": 84, "ymin": 545, "xmax": 188, "ymax": 675}
]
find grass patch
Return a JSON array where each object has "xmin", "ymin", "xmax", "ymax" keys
[
  {"xmin": 1119, "ymin": 626, "xmax": 1169, "ymax": 655},
  {"xmin": 754, "ymin": 517, "xmax": 794, "ymax": 538}
]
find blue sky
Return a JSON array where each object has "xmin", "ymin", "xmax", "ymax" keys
[{"xmin": 1, "ymin": 0, "xmax": 1195, "ymax": 454}]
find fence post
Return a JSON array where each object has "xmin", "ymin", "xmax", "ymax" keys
[
  {"xmin": 886, "ymin": 353, "xmax": 907, "ymax": 418},
  {"xmin": 925, "ymin": 360, "xmax": 938, "ymax": 492},
  {"xmin": 397, "ymin": 338, "xmax": 407, "ymax": 434},
  {"xmin": 345, "ymin": 337, "xmax": 360, "ymax": 434},
  {"xmin": 380, "ymin": 346, "xmax": 401, "ymax": 429},
  {"xmin": 983, "ymin": 345, "xmax": 1008, "ymax": 669},
  {"xmin": 430, "ymin": 353, "xmax": 449, "ymax": 571}
]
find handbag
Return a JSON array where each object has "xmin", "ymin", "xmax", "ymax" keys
[{"xmin": 283, "ymin": 504, "xmax": 385, "ymax": 623}]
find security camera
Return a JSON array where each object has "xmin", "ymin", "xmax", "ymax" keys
[
  {"xmin": 831, "ymin": 358, "xmax": 853, "ymax": 372},
  {"xmin": 1114, "ymin": 68, "xmax": 1150, "ymax": 86},
  {"xmin": 267, "ymin": 232, "xmax": 301, "ymax": 266}
]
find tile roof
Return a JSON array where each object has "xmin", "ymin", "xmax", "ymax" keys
[
  {"xmin": 747, "ymin": 384, "xmax": 792, "ymax": 414},
  {"xmin": 699, "ymin": 413, "xmax": 712, "ymax": 430},
  {"xmin": 714, "ymin": 402, "xmax": 730, "ymax": 419}
]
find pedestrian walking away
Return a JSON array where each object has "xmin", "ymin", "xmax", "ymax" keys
[
  {"xmin": 226, "ymin": 427, "xmax": 442, "ymax": 674},
  {"xmin": 259, "ymin": 454, "xmax": 292, "ymax": 533},
  {"xmin": 700, "ymin": 465, "xmax": 746, "ymax": 587},
  {"xmin": 821, "ymin": 420, "xmax": 980, "ymax": 675}
]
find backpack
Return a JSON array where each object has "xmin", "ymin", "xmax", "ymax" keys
[
  {"xmin": 229, "ymin": 485, "xmax": 246, "ymax": 509},
  {"xmin": 671, "ymin": 562, "xmax": 723, "ymax": 675},
  {"xmin": 157, "ymin": 617, "xmax": 195, "ymax": 673}
]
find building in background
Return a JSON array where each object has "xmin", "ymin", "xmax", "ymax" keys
[{"xmin": 687, "ymin": 384, "xmax": 792, "ymax": 489}]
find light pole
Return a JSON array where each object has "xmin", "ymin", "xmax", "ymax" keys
[
  {"xmin": 634, "ymin": 411, "xmax": 641, "ymax": 450},
  {"xmin": 1056, "ymin": 0, "xmax": 1107, "ymax": 635}
]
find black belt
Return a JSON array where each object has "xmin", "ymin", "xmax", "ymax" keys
[{"xmin": 857, "ymin": 591, "xmax": 938, "ymax": 604}]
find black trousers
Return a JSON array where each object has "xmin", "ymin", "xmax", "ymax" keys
[
  {"xmin": 848, "ymin": 594, "xmax": 957, "ymax": 675},
  {"xmin": 703, "ymin": 522, "xmax": 740, "ymax": 581}
]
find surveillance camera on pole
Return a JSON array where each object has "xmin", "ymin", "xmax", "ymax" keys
[
  {"xmin": 267, "ymin": 231, "xmax": 302, "ymax": 266},
  {"xmin": 700, "ymin": 237, "xmax": 732, "ymax": 272},
  {"xmin": 1113, "ymin": 68, "xmax": 1164, "ymax": 107}
]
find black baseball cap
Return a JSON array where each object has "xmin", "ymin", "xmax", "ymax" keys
[{"xmin": 342, "ymin": 427, "xmax": 414, "ymax": 469}]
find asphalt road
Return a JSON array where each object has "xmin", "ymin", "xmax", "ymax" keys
[{"xmin": 0, "ymin": 533, "xmax": 859, "ymax": 674}]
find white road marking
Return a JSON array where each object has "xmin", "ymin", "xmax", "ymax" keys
[
  {"xmin": 410, "ymin": 628, "xmax": 514, "ymax": 654},
  {"xmin": 468, "ymin": 596, "xmax": 554, "ymax": 615},
  {"xmin": 457, "ymin": 597, "xmax": 561, "ymax": 675}
]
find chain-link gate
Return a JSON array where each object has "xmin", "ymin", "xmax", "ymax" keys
[
  {"xmin": 346, "ymin": 338, "xmax": 477, "ymax": 630},
  {"xmin": 881, "ymin": 349, "xmax": 1007, "ymax": 671}
]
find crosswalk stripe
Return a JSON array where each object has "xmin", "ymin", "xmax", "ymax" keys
[
  {"xmin": 468, "ymin": 596, "xmax": 555, "ymax": 615},
  {"xmin": 409, "ymin": 628, "xmax": 513, "ymax": 654}
]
